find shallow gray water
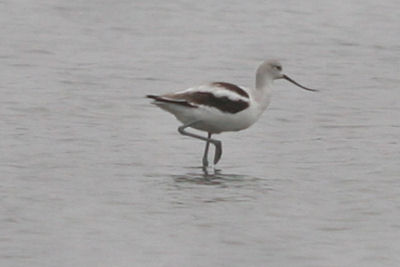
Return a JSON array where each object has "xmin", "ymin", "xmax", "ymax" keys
[{"xmin": 1, "ymin": 0, "xmax": 400, "ymax": 266}]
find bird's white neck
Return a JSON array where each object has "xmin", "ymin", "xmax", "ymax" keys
[{"xmin": 253, "ymin": 73, "xmax": 273, "ymax": 114}]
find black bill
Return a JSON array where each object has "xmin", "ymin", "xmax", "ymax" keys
[{"xmin": 283, "ymin": 74, "xmax": 318, "ymax": 92}]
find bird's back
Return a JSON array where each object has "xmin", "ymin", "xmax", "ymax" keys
[{"xmin": 147, "ymin": 82, "xmax": 261, "ymax": 133}]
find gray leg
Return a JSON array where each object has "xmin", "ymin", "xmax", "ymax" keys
[
  {"xmin": 202, "ymin": 133, "xmax": 212, "ymax": 167},
  {"xmin": 178, "ymin": 122, "xmax": 222, "ymax": 166}
]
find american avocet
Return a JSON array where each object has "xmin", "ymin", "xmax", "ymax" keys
[{"xmin": 147, "ymin": 60, "xmax": 317, "ymax": 167}]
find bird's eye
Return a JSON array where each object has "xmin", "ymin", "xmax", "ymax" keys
[{"xmin": 275, "ymin": 65, "xmax": 282, "ymax": 71}]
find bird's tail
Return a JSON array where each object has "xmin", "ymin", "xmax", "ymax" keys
[
  {"xmin": 146, "ymin": 94, "xmax": 160, "ymax": 100},
  {"xmin": 146, "ymin": 95, "xmax": 195, "ymax": 107}
]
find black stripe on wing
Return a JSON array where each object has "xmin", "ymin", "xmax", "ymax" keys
[
  {"xmin": 147, "ymin": 92, "xmax": 249, "ymax": 114},
  {"xmin": 181, "ymin": 92, "xmax": 249, "ymax": 113}
]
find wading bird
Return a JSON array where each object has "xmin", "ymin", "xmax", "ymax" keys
[{"xmin": 147, "ymin": 60, "xmax": 317, "ymax": 167}]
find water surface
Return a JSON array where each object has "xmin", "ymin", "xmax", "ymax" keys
[{"xmin": 1, "ymin": 0, "xmax": 400, "ymax": 266}]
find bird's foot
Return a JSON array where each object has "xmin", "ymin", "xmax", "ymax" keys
[{"xmin": 213, "ymin": 140, "xmax": 222, "ymax": 165}]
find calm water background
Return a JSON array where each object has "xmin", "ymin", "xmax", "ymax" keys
[{"xmin": 1, "ymin": 0, "xmax": 400, "ymax": 266}]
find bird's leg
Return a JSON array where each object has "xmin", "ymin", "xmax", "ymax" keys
[
  {"xmin": 202, "ymin": 132, "xmax": 212, "ymax": 167},
  {"xmin": 178, "ymin": 122, "xmax": 223, "ymax": 166}
]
